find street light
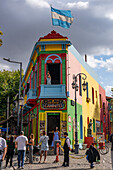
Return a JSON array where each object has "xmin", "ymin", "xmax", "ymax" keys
[
  {"xmin": 3, "ymin": 57, "xmax": 22, "ymax": 134},
  {"xmin": 19, "ymin": 96, "xmax": 24, "ymax": 132},
  {"xmin": 72, "ymin": 73, "xmax": 87, "ymax": 154}
]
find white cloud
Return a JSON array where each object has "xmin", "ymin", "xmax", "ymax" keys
[
  {"xmin": 0, "ymin": 64, "xmax": 11, "ymax": 71},
  {"xmin": 86, "ymin": 47, "xmax": 113, "ymax": 72},
  {"xmin": 104, "ymin": 85, "xmax": 112, "ymax": 97},
  {"xmin": 87, "ymin": 55, "xmax": 113, "ymax": 72},
  {"xmin": 25, "ymin": 0, "xmax": 50, "ymax": 8},
  {"xmin": 105, "ymin": 13, "xmax": 113, "ymax": 20},
  {"xmin": 67, "ymin": 1, "xmax": 89, "ymax": 9}
]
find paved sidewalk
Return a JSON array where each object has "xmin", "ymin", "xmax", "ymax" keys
[{"xmin": 2, "ymin": 143, "xmax": 113, "ymax": 170}]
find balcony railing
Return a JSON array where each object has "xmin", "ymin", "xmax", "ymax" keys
[
  {"xmin": 39, "ymin": 84, "xmax": 66, "ymax": 99},
  {"xmin": 27, "ymin": 89, "xmax": 37, "ymax": 100}
]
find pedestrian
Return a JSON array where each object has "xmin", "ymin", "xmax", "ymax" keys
[
  {"xmin": 6, "ymin": 136, "xmax": 15, "ymax": 168},
  {"xmin": 51, "ymin": 127, "xmax": 60, "ymax": 149},
  {"xmin": 38, "ymin": 131, "xmax": 49, "ymax": 163},
  {"xmin": 15, "ymin": 131, "xmax": 28, "ymax": 169},
  {"xmin": 110, "ymin": 133, "xmax": 113, "ymax": 168},
  {"xmin": 46, "ymin": 71, "xmax": 51, "ymax": 85},
  {"xmin": 86, "ymin": 145, "xmax": 100, "ymax": 168},
  {"xmin": 29, "ymin": 133, "xmax": 34, "ymax": 164},
  {"xmin": 0, "ymin": 130, "xmax": 7, "ymax": 170},
  {"xmin": 62, "ymin": 132, "xmax": 72, "ymax": 167}
]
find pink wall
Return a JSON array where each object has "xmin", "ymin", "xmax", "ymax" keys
[
  {"xmin": 99, "ymin": 85, "xmax": 109, "ymax": 140},
  {"xmin": 67, "ymin": 50, "xmax": 82, "ymax": 105}
]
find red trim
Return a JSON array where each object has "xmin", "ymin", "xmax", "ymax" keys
[
  {"xmin": 28, "ymin": 113, "xmax": 30, "ymax": 139},
  {"xmin": 45, "ymin": 64, "xmax": 46, "ymax": 84},
  {"xmin": 36, "ymin": 105, "xmax": 39, "ymax": 145},
  {"xmin": 38, "ymin": 30, "xmax": 68, "ymax": 41},
  {"xmin": 23, "ymin": 103, "xmax": 39, "ymax": 117},
  {"xmin": 65, "ymin": 54, "xmax": 67, "ymax": 95},
  {"xmin": 61, "ymin": 63, "xmax": 62, "ymax": 84},
  {"xmin": 30, "ymin": 75, "xmax": 31, "ymax": 89}
]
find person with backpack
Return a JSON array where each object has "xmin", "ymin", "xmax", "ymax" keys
[
  {"xmin": 6, "ymin": 136, "xmax": 15, "ymax": 168},
  {"xmin": 86, "ymin": 145, "xmax": 100, "ymax": 168},
  {"xmin": 62, "ymin": 132, "xmax": 72, "ymax": 167}
]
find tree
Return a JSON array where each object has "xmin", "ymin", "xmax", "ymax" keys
[
  {"xmin": 0, "ymin": 69, "xmax": 24, "ymax": 121},
  {"xmin": 0, "ymin": 29, "xmax": 3, "ymax": 46}
]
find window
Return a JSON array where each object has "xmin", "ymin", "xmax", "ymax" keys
[
  {"xmin": 92, "ymin": 88, "xmax": 94, "ymax": 104},
  {"xmin": 86, "ymin": 82, "xmax": 88, "ymax": 98},
  {"xmin": 99, "ymin": 94, "xmax": 102, "ymax": 108},
  {"xmin": 41, "ymin": 45, "xmax": 45, "ymax": 51},
  {"xmin": 93, "ymin": 119, "xmax": 95, "ymax": 132},
  {"xmin": 79, "ymin": 75, "xmax": 82, "ymax": 96},
  {"xmin": 95, "ymin": 91, "xmax": 97, "ymax": 98},
  {"xmin": 62, "ymin": 44, "xmax": 66, "ymax": 50}
]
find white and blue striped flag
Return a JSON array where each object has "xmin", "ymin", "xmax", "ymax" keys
[{"xmin": 51, "ymin": 7, "xmax": 74, "ymax": 29}]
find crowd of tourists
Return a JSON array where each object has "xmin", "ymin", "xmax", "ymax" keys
[{"xmin": 2, "ymin": 126, "xmax": 112, "ymax": 169}]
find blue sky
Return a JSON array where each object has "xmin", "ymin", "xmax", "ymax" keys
[{"xmin": 0, "ymin": 0, "xmax": 113, "ymax": 96}]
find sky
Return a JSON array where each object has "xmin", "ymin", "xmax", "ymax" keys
[{"xmin": 0, "ymin": 0, "xmax": 113, "ymax": 96}]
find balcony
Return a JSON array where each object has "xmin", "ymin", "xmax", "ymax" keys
[
  {"xmin": 39, "ymin": 84, "xmax": 66, "ymax": 99},
  {"xmin": 27, "ymin": 89, "xmax": 37, "ymax": 100}
]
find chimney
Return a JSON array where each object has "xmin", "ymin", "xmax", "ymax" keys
[{"xmin": 85, "ymin": 54, "xmax": 87, "ymax": 62}]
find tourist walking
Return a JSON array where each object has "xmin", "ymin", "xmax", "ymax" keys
[
  {"xmin": 38, "ymin": 131, "xmax": 49, "ymax": 163},
  {"xmin": 86, "ymin": 145, "xmax": 100, "ymax": 168},
  {"xmin": 51, "ymin": 127, "xmax": 60, "ymax": 148},
  {"xmin": 29, "ymin": 133, "xmax": 34, "ymax": 164},
  {"xmin": 6, "ymin": 136, "xmax": 15, "ymax": 168},
  {"xmin": 15, "ymin": 131, "xmax": 28, "ymax": 169},
  {"xmin": 62, "ymin": 132, "xmax": 71, "ymax": 167},
  {"xmin": 110, "ymin": 133, "xmax": 113, "ymax": 168},
  {"xmin": 0, "ymin": 131, "xmax": 7, "ymax": 170}
]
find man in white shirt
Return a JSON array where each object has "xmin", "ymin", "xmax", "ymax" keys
[
  {"xmin": 0, "ymin": 130, "xmax": 7, "ymax": 170},
  {"xmin": 15, "ymin": 131, "xmax": 28, "ymax": 169}
]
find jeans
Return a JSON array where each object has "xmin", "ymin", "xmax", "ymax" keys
[
  {"xmin": 18, "ymin": 150, "xmax": 25, "ymax": 168},
  {"xmin": 0, "ymin": 160, "xmax": 2, "ymax": 170}
]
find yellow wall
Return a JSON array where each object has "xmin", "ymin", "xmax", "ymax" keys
[{"xmin": 81, "ymin": 66, "xmax": 100, "ymax": 141}]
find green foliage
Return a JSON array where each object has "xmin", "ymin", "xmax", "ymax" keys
[{"xmin": 0, "ymin": 69, "xmax": 24, "ymax": 121}]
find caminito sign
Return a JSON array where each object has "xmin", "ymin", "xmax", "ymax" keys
[{"xmin": 40, "ymin": 99, "xmax": 66, "ymax": 110}]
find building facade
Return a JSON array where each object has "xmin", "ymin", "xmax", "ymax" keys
[{"xmin": 22, "ymin": 30, "xmax": 109, "ymax": 147}]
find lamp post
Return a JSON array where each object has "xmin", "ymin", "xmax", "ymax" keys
[
  {"xmin": 19, "ymin": 96, "xmax": 24, "ymax": 131},
  {"xmin": 72, "ymin": 73, "xmax": 87, "ymax": 154},
  {"xmin": 3, "ymin": 58, "xmax": 22, "ymax": 134}
]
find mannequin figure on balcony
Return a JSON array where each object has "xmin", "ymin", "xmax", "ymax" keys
[{"xmin": 46, "ymin": 71, "xmax": 51, "ymax": 85}]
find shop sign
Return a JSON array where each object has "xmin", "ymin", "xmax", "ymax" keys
[
  {"xmin": 69, "ymin": 125, "xmax": 71, "ymax": 132},
  {"xmin": 40, "ymin": 99, "xmax": 66, "ymax": 110},
  {"xmin": 61, "ymin": 121, "xmax": 67, "ymax": 138},
  {"xmin": 68, "ymin": 116, "xmax": 71, "ymax": 123}
]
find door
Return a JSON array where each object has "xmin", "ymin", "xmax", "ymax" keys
[
  {"xmin": 47, "ymin": 64, "xmax": 60, "ymax": 84},
  {"xmin": 47, "ymin": 112, "xmax": 60, "ymax": 145}
]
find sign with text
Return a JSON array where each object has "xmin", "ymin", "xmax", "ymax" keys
[{"xmin": 40, "ymin": 99, "xmax": 67, "ymax": 110}]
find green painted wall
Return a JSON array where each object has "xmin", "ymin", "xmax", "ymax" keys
[
  {"xmin": 67, "ymin": 98, "xmax": 83, "ymax": 146},
  {"xmin": 41, "ymin": 60, "xmax": 45, "ymax": 84},
  {"xmin": 62, "ymin": 59, "xmax": 66, "ymax": 84}
]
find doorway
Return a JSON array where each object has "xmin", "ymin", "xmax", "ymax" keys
[
  {"xmin": 47, "ymin": 112, "xmax": 60, "ymax": 145},
  {"xmin": 47, "ymin": 64, "xmax": 60, "ymax": 84}
]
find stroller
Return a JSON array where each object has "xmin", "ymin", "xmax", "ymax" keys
[{"xmin": 25, "ymin": 145, "xmax": 40, "ymax": 162}]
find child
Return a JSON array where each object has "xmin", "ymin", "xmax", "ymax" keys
[{"xmin": 86, "ymin": 145, "xmax": 100, "ymax": 168}]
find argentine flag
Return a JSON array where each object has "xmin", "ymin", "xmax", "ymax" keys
[{"xmin": 51, "ymin": 7, "xmax": 74, "ymax": 29}]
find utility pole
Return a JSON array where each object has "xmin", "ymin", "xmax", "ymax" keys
[{"xmin": 7, "ymin": 97, "xmax": 9, "ymax": 136}]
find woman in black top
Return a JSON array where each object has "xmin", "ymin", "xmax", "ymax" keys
[{"xmin": 6, "ymin": 136, "xmax": 15, "ymax": 168}]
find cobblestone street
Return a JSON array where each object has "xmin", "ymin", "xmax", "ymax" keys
[{"xmin": 1, "ymin": 143, "xmax": 113, "ymax": 170}]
